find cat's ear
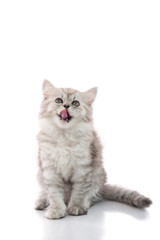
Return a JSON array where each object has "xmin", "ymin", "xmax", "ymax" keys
[
  {"xmin": 42, "ymin": 80, "xmax": 55, "ymax": 99},
  {"xmin": 83, "ymin": 87, "xmax": 98, "ymax": 105}
]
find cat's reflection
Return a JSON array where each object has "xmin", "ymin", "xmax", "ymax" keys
[{"xmin": 35, "ymin": 201, "xmax": 150, "ymax": 240}]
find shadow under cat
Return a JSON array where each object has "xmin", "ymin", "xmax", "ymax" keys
[{"xmin": 35, "ymin": 200, "xmax": 151, "ymax": 240}]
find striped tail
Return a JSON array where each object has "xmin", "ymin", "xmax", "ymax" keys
[{"xmin": 100, "ymin": 184, "xmax": 152, "ymax": 208}]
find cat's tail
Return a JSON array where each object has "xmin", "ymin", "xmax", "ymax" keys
[{"xmin": 100, "ymin": 184, "xmax": 152, "ymax": 208}]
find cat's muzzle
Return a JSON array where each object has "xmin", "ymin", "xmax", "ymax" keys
[{"xmin": 59, "ymin": 109, "xmax": 72, "ymax": 122}]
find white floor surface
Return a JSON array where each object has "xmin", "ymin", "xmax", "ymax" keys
[{"xmin": 1, "ymin": 195, "xmax": 159, "ymax": 240}]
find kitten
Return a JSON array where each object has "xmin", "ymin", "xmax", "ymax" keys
[{"xmin": 34, "ymin": 80, "xmax": 152, "ymax": 219}]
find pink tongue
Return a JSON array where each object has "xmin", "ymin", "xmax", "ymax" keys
[{"xmin": 60, "ymin": 109, "xmax": 69, "ymax": 120}]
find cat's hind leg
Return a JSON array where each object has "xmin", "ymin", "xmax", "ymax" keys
[{"xmin": 34, "ymin": 192, "xmax": 49, "ymax": 210}]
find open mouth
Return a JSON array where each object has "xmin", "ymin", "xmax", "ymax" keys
[{"xmin": 59, "ymin": 109, "xmax": 72, "ymax": 123}]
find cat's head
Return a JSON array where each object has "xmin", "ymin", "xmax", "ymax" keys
[{"xmin": 40, "ymin": 80, "xmax": 97, "ymax": 129}]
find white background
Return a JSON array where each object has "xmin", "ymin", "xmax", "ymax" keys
[{"xmin": 0, "ymin": 1, "xmax": 160, "ymax": 240}]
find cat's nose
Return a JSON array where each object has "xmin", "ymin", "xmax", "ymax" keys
[{"xmin": 63, "ymin": 104, "xmax": 70, "ymax": 109}]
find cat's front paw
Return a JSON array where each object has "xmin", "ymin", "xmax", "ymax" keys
[
  {"xmin": 45, "ymin": 207, "xmax": 66, "ymax": 219},
  {"xmin": 68, "ymin": 205, "xmax": 88, "ymax": 216}
]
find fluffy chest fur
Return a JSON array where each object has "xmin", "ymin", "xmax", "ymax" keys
[{"xmin": 39, "ymin": 118, "xmax": 92, "ymax": 182}]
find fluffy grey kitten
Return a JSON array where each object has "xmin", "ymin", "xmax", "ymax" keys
[{"xmin": 34, "ymin": 80, "xmax": 152, "ymax": 219}]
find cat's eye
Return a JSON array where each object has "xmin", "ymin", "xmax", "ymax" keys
[
  {"xmin": 72, "ymin": 100, "xmax": 80, "ymax": 107},
  {"xmin": 55, "ymin": 98, "xmax": 63, "ymax": 104}
]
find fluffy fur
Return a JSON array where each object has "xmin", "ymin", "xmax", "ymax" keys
[{"xmin": 34, "ymin": 80, "xmax": 152, "ymax": 219}]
